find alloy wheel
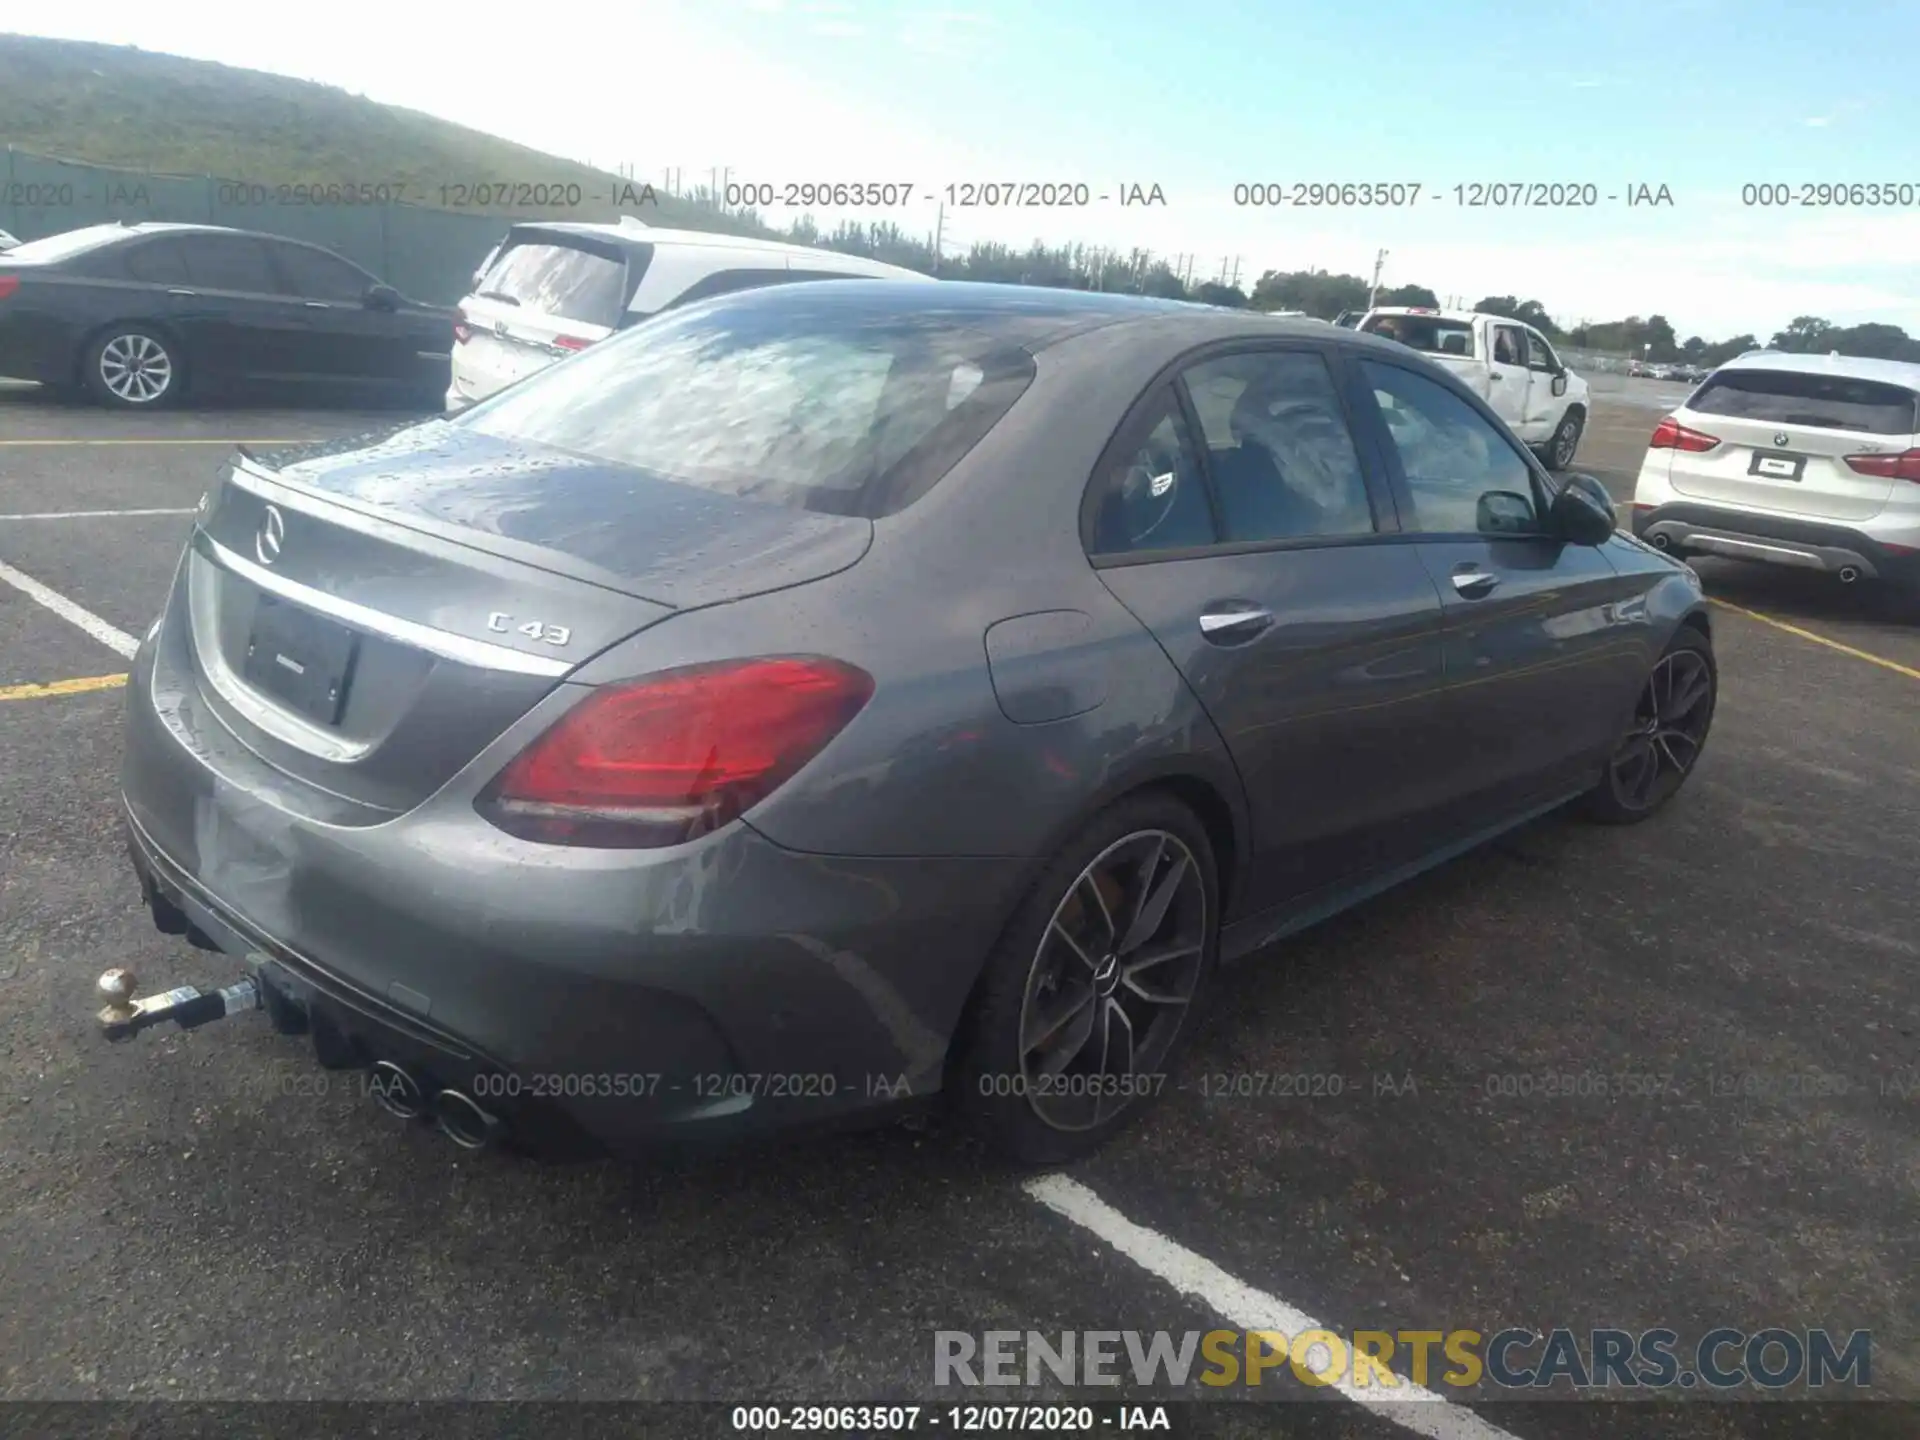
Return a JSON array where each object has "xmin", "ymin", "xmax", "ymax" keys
[
  {"xmin": 1552, "ymin": 415, "xmax": 1581, "ymax": 469},
  {"xmin": 1608, "ymin": 649, "xmax": 1714, "ymax": 811},
  {"xmin": 99, "ymin": 334, "xmax": 173, "ymax": 404},
  {"xmin": 1017, "ymin": 829, "xmax": 1208, "ymax": 1132}
]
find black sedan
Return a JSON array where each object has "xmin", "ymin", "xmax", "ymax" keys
[{"xmin": 0, "ymin": 222, "xmax": 451, "ymax": 408}]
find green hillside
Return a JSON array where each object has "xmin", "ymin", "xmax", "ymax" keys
[{"xmin": 0, "ymin": 33, "xmax": 755, "ymax": 230}]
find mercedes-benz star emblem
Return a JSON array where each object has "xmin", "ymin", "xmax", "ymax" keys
[
  {"xmin": 255, "ymin": 504, "xmax": 285, "ymax": 566},
  {"xmin": 1774, "ymin": 433, "xmax": 1790, "ymax": 448}
]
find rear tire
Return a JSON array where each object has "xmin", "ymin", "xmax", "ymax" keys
[
  {"xmin": 1579, "ymin": 629, "xmax": 1716, "ymax": 824},
  {"xmin": 82, "ymin": 325, "xmax": 182, "ymax": 409},
  {"xmin": 952, "ymin": 791, "xmax": 1219, "ymax": 1165}
]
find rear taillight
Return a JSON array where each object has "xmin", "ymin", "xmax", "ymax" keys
[
  {"xmin": 1843, "ymin": 448, "xmax": 1920, "ymax": 482},
  {"xmin": 477, "ymin": 656, "xmax": 874, "ymax": 848},
  {"xmin": 452, "ymin": 306, "xmax": 470, "ymax": 345},
  {"xmin": 0, "ymin": 275, "xmax": 18, "ymax": 302},
  {"xmin": 1648, "ymin": 416, "xmax": 1720, "ymax": 452},
  {"xmin": 552, "ymin": 334, "xmax": 592, "ymax": 352}
]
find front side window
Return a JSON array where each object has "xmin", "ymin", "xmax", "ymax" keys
[
  {"xmin": 1525, "ymin": 331, "xmax": 1560, "ymax": 372},
  {"xmin": 1360, "ymin": 360, "xmax": 1540, "ymax": 535},
  {"xmin": 475, "ymin": 240, "xmax": 630, "ymax": 326},
  {"xmin": 459, "ymin": 288, "xmax": 1036, "ymax": 517},
  {"xmin": 1492, "ymin": 326, "xmax": 1524, "ymax": 366},
  {"xmin": 273, "ymin": 243, "xmax": 373, "ymax": 303},
  {"xmin": 1180, "ymin": 350, "xmax": 1375, "ymax": 541}
]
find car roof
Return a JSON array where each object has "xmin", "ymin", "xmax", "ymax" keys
[
  {"xmin": 505, "ymin": 220, "xmax": 930, "ymax": 278},
  {"xmin": 1711, "ymin": 348, "xmax": 1920, "ymax": 389},
  {"xmin": 665, "ymin": 278, "xmax": 1367, "ymax": 354},
  {"xmin": 1365, "ymin": 306, "xmax": 1486, "ymax": 325}
]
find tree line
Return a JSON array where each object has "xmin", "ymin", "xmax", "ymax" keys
[{"xmin": 730, "ymin": 206, "xmax": 1917, "ymax": 366}]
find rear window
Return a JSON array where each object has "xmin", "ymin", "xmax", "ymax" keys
[
  {"xmin": 1361, "ymin": 314, "xmax": 1476, "ymax": 357},
  {"xmin": 0, "ymin": 224, "xmax": 133, "ymax": 265},
  {"xmin": 1690, "ymin": 368, "xmax": 1920, "ymax": 437},
  {"xmin": 474, "ymin": 238, "xmax": 635, "ymax": 326},
  {"xmin": 457, "ymin": 287, "xmax": 1037, "ymax": 517}
]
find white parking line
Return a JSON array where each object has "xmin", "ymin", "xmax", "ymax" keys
[
  {"xmin": 0, "ymin": 507, "xmax": 195, "ymax": 521},
  {"xmin": 1023, "ymin": 1175, "xmax": 1522, "ymax": 1440},
  {"xmin": 0, "ymin": 558, "xmax": 138, "ymax": 659}
]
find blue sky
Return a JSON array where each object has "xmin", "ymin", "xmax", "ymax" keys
[{"xmin": 14, "ymin": 0, "xmax": 1920, "ymax": 336}]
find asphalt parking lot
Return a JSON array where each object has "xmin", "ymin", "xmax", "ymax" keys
[{"xmin": 2, "ymin": 381, "xmax": 1917, "ymax": 1440}]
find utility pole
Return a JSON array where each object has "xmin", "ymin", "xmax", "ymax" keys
[
  {"xmin": 932, "ymin": 203, "xmax": 943, "ymax": 275},
  {"xmin": 1368, "ymin": 248, "xmax": 1389, "ymax": 308}
]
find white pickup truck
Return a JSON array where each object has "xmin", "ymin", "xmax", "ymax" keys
[{"xmin": 1356, "ymin": 307, "xmax": 1589, "ymax": 470}]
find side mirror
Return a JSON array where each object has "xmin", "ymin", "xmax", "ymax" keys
[
  {"xmin": 1551, "ymin": 373, "xmax": 1568, "ymax": 397},
  {"xmin": 1551, "ymin": 473, "xmax": 1617, "ymax": 546},
  {"xmin": 1476, "ymin": 490, "xmax": 1537, "ymax": 535},
  {"xmin": 365, "ymin": 284, "xmax": 401, "ymax": 312}
]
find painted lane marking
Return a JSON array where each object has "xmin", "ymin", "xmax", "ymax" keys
[
  {"xmin": 1023, "ymin": 1175, "xmax": 1522, "ymax": 1439},
  {"xmin": 0, "ymin": 558, "xmax": 139, "ymax": 659},
  {"xmin": 0, "ymin": 673, "xmax": 128, "ymax": 702}
]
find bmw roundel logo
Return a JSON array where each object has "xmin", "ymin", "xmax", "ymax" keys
[
  {"xmin": 1774, "ymin": 432, "xmax": 1789, "ymax": 448},
  {"xmin": 255, "ymin": 504, "xmax": 286, "ymax": 566}
]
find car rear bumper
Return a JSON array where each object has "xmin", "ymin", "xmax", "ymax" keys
[
  {"xmin": 119, "ymin": 621, "xmax": 1027, "ymax": 1153},
  {"xmin": 1631, "ymin": 501, "xmax": 1920, "ymax": 588}
]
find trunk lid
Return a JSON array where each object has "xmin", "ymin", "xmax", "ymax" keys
[{"xmin": 181, "ymin": 419, "xmax": 871, "ymax": 812}]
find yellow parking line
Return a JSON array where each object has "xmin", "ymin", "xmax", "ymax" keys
[
  {"xmin": 1709, "ymin": 597, "xmax": 1920, "ymax": 681},
  {"xmin": 0, "ymin": 438, "xmax": 309, "ymax": 447},
  {"xmin": 0, "ymin": 673, "xmax": 129, "ymax": 702}
]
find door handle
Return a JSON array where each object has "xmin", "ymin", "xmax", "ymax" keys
[
  {"xmin": 165, "ymin": 288, "xmax": 198, "ymax": 297},
  {"xmin": 1488, "ymin": 373, "xmax": 1503, "ymax": 383},
  {"xmin": 1450, "ymin": 568, "xmax": 1500, "ymax": 598},
  {"xmin": 1198, "ymin": 604, "xmax": 1273, "ymax": 642}
]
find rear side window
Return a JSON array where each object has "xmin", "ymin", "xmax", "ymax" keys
[
  {"xmin": 458, "ymin": 287, "xmax": 1037, "ymax": 517},
  {"xmin": 1689, "ymin": 369, "xmax": 1920, "ymax": 436},
  {"xmin": 1361, "ymin": 314, "xmax": 1476, "ymax": 357},
  {"xmin": 179, "ymin": 236, "xmax": 277, "ymax": 294},
  {"xmin": 122, "ymin": 238, "xmax": 190, "ymax": 285},
  {"xmin": 475, "ymin": 239, "xmax": 631, "ymax": 325}
]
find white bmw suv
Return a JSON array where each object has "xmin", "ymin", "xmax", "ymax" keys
[
  {"xmin": 446, "ymin": 219, "xmax": 934, "ymax": 411},
  {"xmin": 1631, "ymin": 350, "xmax": 1920, "ymax": 594}
]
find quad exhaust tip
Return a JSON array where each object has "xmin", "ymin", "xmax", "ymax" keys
[
  {"xmin": 1649, "ymin": 532, "xmax": 1672, "ymax": 550},
  {"xmin": 1837, "ymin": 565, "xmax": 1861, "ymax": 584},
  {"xmin": 433, "ymin": 1088, "xmax": 503, "ymax": 1151},
  {"xmin": 369, "ymin": 1060, "xmax": 427, "ymax": 1120}
]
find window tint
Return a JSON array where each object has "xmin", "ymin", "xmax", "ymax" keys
[
  {"xmin": 1689, "ymin": 369, "xmax": 1919, "ymax": 437},
  {"xmin": 273, "ymin": 243, "xmax": 372, "ymax": 302},
  {"xmin": 1361, "ymin": 313, "xmax": 1475, "ymax": 356},
  {"xmin": 1525, "ymin": 331, "xmax": 1559, "ymax": 372},
  {"xmin": 1181, "ymin": 351, "xmax": 1375, "ymax": 541},
  {"xmin": 1088, "ymin": 390, "xmax": 1215, "ymax": 554},
  {"xmin": 1361, "ymin": 361, "xmax": 1540, "ymax": 534},
  {"xmin": 179, "ymin": 235, "xmax": 276, "ymax": 293},
  {"xmin": 477, "ymin": 240, "xmax": 630, "ymax": 325},
  {"xmin": 461, "ymin": 286, "xmax": 1036, "ymax": 518},
  {"xmin": 121, "ymin": 238, "xmax": 189, "ymax": 285}
]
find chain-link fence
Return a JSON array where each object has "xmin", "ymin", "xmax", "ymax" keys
[{"xmin": 3, "ymin": 147, "xmax": 552, "ymax": 305}]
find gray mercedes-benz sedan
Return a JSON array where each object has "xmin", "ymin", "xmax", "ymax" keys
[{"xmin": 118, "ymin": 281, "xmax": 1716, "ymax": 1164}]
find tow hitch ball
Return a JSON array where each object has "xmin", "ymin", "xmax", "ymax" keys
[{"xmin": 96, "ymin": 966, "xmax": 260, "ymax": 1042}]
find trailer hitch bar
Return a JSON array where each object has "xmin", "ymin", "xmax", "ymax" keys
[{"xmin": 97, "ymin": 966, "xmax": 261, "ymax": 1043}]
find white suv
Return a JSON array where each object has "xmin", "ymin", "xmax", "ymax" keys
[
  {"xmin": 1630, "ymin": 351, "xmax": 1920, "ymax": 593},
  {"xmin": 446, "ymin": 220, "xmax": 934, "ymax": 411}
]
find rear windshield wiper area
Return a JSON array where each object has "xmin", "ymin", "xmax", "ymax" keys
[{"xmin": 476, "ymin": 291, "xmax": 521, "ymax": 306}]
